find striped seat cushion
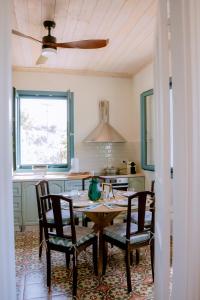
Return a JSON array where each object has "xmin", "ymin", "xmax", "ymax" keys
[
  {"xmin": 131, "ymin": 211, "xmax": 152, "ymax": 226},
  {"xmin": 103, "ymin": 223, "xmax": 150, "ymax": 245},
  {"xmin": 46, "ymin": 209, "xmax": 78, "ymax": 225},
  {"xmin": 49, "ymin": 226, "xmax": 96, "ymax": 248}
]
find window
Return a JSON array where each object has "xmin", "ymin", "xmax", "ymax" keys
[
  {"xmin": 13, "ymin": 90, "xmax": 74, "ymax": 172},
  {"xmin": 140, "ymin": 79, "xmax": 173, "ymax": 174},
  {"xmin": 141, "ymin": 89, "xmax": 155, "ymax": 171}
]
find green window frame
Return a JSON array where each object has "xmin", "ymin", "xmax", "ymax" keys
[
  {"xmin": 140, "ymin": 79, "xmax": 172, "ymax": 173},
  {"xmin": 140, "ymin": 89, "xmax": 155, "ymax": 171},
  {"xmin": 13, "ymin": 89, "xmax": 74, "ymax": 172}
]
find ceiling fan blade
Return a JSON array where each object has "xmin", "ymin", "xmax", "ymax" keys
[
  {"xmin": 54, "ymin": 39, "xmax": 109, "ymax": 49},
  {"xmin": 36, "ymin": 55, "xmax": 48, "ymax": 65},
  {"xmin": 12, "ymin": 29, "xmax": 42, "ymax": 44}
]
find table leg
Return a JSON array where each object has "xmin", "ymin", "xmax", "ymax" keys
[
  {"xmin": 84, "ymin": 211, "xmax": 120, "ymax": 275},
  {"xmin": 98, "ymin": 229, "xmax": 104, "ymax": 275}
]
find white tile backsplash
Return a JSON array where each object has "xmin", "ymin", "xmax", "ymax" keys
[{"xmin": 75, "ymin": 141, "xmax": 141, "ymax": 174}]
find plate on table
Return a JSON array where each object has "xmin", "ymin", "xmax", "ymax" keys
[
  {"xmin": 114, "ymin": 199, "xmax": 137, "ymax": 207},
  {"xmin": 61, "ymin": 193, "xmax": 71, "ymax": 197},
  {"xmin": 73, "ymin": 201, "xmax": 93, "ymax": 208},
  {"xmin": 114, "ymin": 200, "xmax": 128, "ymax": 207},
  {"xmin": 122, "ymin": 191, "xmax": 137, "ymax": 197}
]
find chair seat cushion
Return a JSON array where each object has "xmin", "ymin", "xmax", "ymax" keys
[
  {"xmin": 46, "ymin": 209, "xmax": 78, "ymax": 225},
  {"xmin": 49, "ymin": 226, "xmax": 96, "ymax": 248},
  {"xmin": 131, "ymin": 211, "xmax": 152, "ymax": 226},
  {"xmin": 103, "ymin": 223, "xmax": 150, "ymax": 245}
]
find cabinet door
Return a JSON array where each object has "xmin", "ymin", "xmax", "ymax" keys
[
  {"xmin": 64, "ymin": 180, "xmax": 82, "ymax": 192},
  {"xmin": 128, "ymin": 177, "xmax": 145, "ymax": 192},
  {"xmin": 13, "ymin": 182, "xmax": 21, "ymax": 197},
  {"xmin": 13, "ymin": 196, "xmax": 22, "ymax": 226},
  {"xmin": 49, "ymin": 180, "xmax": 64, "ymax": 194},
  {"xmin": 22, "ymin": 181, "xmax": 38, "ymax": 225},
  {"xmin": 13, "ymin": 183, "xmax": 22, "ymax": 227}
]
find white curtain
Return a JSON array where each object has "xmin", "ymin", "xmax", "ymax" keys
[
  {"xmin": 170, "ymin": 0, "xmax": 200, "ymax": 299},
  {"xmin": 154, "ymin": 0, "xmax": 171, "ymax": 299}
]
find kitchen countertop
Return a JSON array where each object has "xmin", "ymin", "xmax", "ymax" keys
[
  {"xmin": 12, "ymin": 172, "xmax": 144, "ymax": 182},
  {"xmin": 12, "ymin": 172, "xmax": 91, "ymax": 182},
  {"xmin": 100, "ymin": 173, "xmax": 144, "ymax": 179}
]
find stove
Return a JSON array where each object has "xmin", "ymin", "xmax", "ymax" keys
[{"xmin": 104, "ymin": 177, "xmax": 128, "ymax": 190}]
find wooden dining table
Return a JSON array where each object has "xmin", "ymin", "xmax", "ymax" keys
[{"xmin": 64, "ymin": 190, "xmax": 137, "ymax": 274}]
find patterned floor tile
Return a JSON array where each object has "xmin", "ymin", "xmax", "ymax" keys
[{"xmin": 15, "ymin": 231, "xmax": 154, "ymax": 300}]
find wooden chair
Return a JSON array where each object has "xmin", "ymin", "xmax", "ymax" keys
[
  {"xmin": 40, "ymin": 194, "xmax": 98, "ymax": 298},
  {"xmin": 102, "ymin": 191, "xmax": 155, "ymax": 293},
  {"xmin": 82, "ymin": 176, "xmax": 105, "ymax": 227},
  {"xmin": 130, "ymin": 180, "xmax": 155, "ymax": 227},
  {"xmin": 35, "ymin": 180, "xmax": 79, "ymax": 258}
]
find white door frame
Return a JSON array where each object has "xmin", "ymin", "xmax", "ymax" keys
[
  {"xmin": 154, "ymin": 1, "xmax": 171, "ymax": 299},
  {"xmin": 171, "ymin": 0, "xmax": 200, "ymax": 299},
  {"xmin": 0, "ymin": 0, "xmax": 16, "ymax": 299}
]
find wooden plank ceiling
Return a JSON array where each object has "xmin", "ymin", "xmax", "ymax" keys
[{"xmin": 12, "ymin": 0, "xmax": 156, "ymax": 77}]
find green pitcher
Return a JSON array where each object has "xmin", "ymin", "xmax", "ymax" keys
[{"xmin": 88, "ymin": 177, "xmax": 101, "ymax": 201}]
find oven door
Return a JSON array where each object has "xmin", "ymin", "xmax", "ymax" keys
[
  {"xmin": 106, "ymin": 178, "xmax": 128, "ymax": 191},
  {"xmin": 112, "ymin": 184, "xmax": 128, "ymax": 191}
]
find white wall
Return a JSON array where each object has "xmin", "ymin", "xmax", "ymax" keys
[
  {"xmin": 13, "ymin": 70, "xmax": 138, "ymax": 173},
  {"xmin": 131, "ymin": 63, "xmax": 155, "ymax": 188}
]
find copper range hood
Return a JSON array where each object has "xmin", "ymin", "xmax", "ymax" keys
[{"xmin": 84, "ymin": 100, "xmax": 126, "ymax": 143}]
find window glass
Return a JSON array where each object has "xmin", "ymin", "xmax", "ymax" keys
[
  {"xmin": 146, "ymin": 94, "xmax": 155, "ymax": 166},
  {"xmin": 20, "ymin": 97, "xmax": 67, "ymax": 165}
]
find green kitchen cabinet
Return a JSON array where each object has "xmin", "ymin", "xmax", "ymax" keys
[
  {"xmin": 22, "ymin": 181, "xmax": 38, "ymax": 226},
  {"xmin": 20, "ymin": 180, "xmax": 65, "ymax": 227},
  {"xmin": 128, "ymin": 176, "xmax": 145, "ymax": 192},
  {"xmin": 13, "ymin": 182, "xmax": 22, "ymax": 229},
  {"xmin": 64, "ymin": 180, "xmax": 82, "ymax": 191},
  {"xmin": 14, "ymin": 176, "xmax": 145, "ymax": 230},
  {"xmin": 49, "ymin": 180, "xmax": 64, "ymax": 194}
]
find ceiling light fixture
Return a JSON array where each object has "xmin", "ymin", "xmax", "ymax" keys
[{"xmin": 42, "ymin": 47, "xmax": 57, "ymax": 57}]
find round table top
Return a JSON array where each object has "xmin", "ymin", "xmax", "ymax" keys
[{"xmin": 61, "ymin": 190, "xmax": 138, "ymax": 213}]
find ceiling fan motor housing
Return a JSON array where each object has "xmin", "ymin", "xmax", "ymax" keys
[
  {"xmin": 42, "ymin": 20, "xmax": 57, "ymax": 50},
  {"xmin": 42, "ymin": 35, "xmax": 57, "ymax": 50}
]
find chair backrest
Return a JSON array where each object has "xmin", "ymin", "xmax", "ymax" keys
[
  {"xmin": 150, "ymin": 181, "xmax": 155, "ymax": 233},
  {"xmin": 40, "ymin": 194, "xmax": 77, "ymax": 244},
  {"xmin": 149, "ymin": 180, "xmax": 155, "ymax": 232},
  {"xmin": 35, "ymin": 180, "xmax": 51, "ymax": 220},
  {"xmin": 126, "ymin": 191, "xmax": 155, "ymax": 240},
  {"xmin": 82, "ymin": 175, "xmax": 105, "ymax": 190},
  {"xmin": 151, "ymin": 180, "xmax": 155, "ymax": 193}
]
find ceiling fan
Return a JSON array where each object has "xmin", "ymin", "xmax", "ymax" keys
[{"xmin": 12, "ymin": 20, "xmax": 109, "ymax": 65}]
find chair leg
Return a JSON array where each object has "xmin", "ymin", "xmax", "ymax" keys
[
  {"xmin": 39, "ymin": 224, "xmax": 43, "ymax": 259},
  {"xmin": 66, "ymin": 252, "xmax": 70, "ymax": 269},
  {"xmin": 46, "ymin": 249, "xmax": 51, "ymax": 288},
  {"xmin": 102, "ymin": 239, "xmax": 108, "ymax": 275},
  {"xmin": 130, "ymin": 251, "xmax": 134, "ymax": 266},
  {"xmin": 72, "ymin": 252, "xmax": 78, "ymax": 298},
  {"xmin": 125, "ymin": 249, "xmax": 132, "ymax": 293},
  {"xmin": 75, "ymin": 216, "xmax": 79, "ymax": 225},
  {"xmin": 82, "ymin": 214, "xmax": 87, "ymax": 227},
  {"xmin": 136, "ymin": 249, "xmax": 140, "ymax": 265},
  {"xmin": 150, "ymin": 240, "xmax": 154, "ymax": 281},
  {"xmin": 85, "ymin": 217, "xmax": 89, "ymax": 227},
  {"xmin": 93, "ymin": 238, "xmax": 98, "ymax": 276}
]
